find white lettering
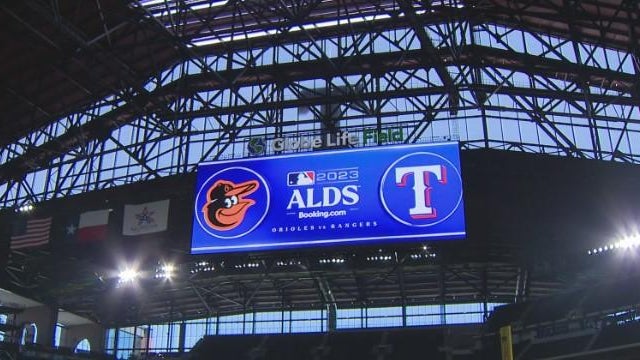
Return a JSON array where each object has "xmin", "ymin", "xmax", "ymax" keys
[
  {"xmin": 272, "ymin": 138, "xmax": 284, "ymax": 151},
  {"xmin": 322, "ymin": 187, "xmax": 341, "ymax": 207},
  {"xmin": 270, "ymin": 132, "xmax": 360, "ymax": 152},
  {"xmin": 286, "ymin": 185, "xmax": 360, "ymax": 210},
  {"xmin": 287, "ymin": 189, "xmax": 306, "ymax": 209},
  {"xmin": 341, "ymin": 185, "xmax": 359, "ymax": 205},
  {"xmin": 395, "ymin": 165, "xmax": 447, "ymax": 219},
  {"xmin": 305, "ymin": 188, "xmax": 323, "ymax": 208}
]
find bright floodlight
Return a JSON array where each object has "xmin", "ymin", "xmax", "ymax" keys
[
  {"xmin": 18, "ymin": 204, "xmax": 34, "ymax": 213},
  {"xmin": 617, "ymin": 236, "xmax": 640, "ymax": 250},
  {"xmin": 587, "ymin": 235, "xmax": 640, "ymax": 256},
  {"xmin": 118, "ymin": 268, "xmax": 139, "ymax": 284},
  {"xmin": 159, "ymin": 263, "xmax": 175, "ymax": 280}
]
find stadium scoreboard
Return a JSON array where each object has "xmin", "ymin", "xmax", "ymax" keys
[{"xmin": 191, "ymin": 142, "xmax": 465, "ymax": 254}]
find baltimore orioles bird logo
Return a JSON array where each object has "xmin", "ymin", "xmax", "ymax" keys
[{"xmin": 202, "ymin": 179, "xmax": 260, "ymax": 231}]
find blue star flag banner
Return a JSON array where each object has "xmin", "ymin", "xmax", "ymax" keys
[{"xmin": 122, "ymin": 199, "xmax": 170, "ymax": 236}]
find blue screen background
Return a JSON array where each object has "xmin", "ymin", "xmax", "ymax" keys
[{"xmin": 191, "ymin": 142, "xmax": 465, "ymax": 254}]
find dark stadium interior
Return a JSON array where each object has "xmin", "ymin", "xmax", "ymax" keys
[{"xmin": 1, "ymin": 0, "xmax": 640, "ymax": 359}]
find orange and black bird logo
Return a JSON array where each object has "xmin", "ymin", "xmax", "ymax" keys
[{"xmin": 202, "ymin": 179, "xmax": 259, "ymax": 231}]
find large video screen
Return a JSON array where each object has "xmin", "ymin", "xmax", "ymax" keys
[{"xmin": 191, "ymin": 142, "xmax": 465, "ymax": 254}]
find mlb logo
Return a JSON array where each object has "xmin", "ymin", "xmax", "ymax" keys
[{"xmin": 287, "ymin": 171, "xmax": 315, "ymax": 186}]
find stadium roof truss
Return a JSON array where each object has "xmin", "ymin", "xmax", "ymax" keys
[
  {"xmin": 0, "ymin": 0, "xmax": 638, "ymax": 207},
  {"xmin": 6, "ymin": 246, "xmax": 558, "ymax": 325}
]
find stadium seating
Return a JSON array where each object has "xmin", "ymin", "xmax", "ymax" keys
[
  {"xmin": 385, "ymin": 328, "xmax": 443, "ymax": 360},
  {"xmin": 262, "ymin": 333, "xmax": 325, "ymax": 359},
  {"xmin": 187, "ymin": 328, "xmax": 448, "ymax": 360},
  {"xmin": 325, "ymin": 331, "xmax": 385, "ymax": 360},
  {"xmin": 15, "ymin": 344, "xmax": 115, "ymax": 360},
  {"xmin": 524, "ymin": 334, "xmax": 593, "ymax": 359},
  {"xmin": 592, "ymin": 321, "xmax": 640, "ymax": 350},
  {"xmin": 182, "ymin": 315, "xmax": 640, "ymax": 360},
  {"xmin": 479, "ymin": 275, "xmax": 640, "ymax": 359}
]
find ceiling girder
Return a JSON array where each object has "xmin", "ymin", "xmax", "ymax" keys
[
  {"xmin": 396, "ymin": 0, "xmax": 459, "ymax": 114},
  {"xmin": 0, "ymin": 44, "xmax": 635, "ymax": 184}
]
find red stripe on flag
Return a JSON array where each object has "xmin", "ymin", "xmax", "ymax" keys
[
  {"xmin": 10, "ymin": 217, "xmax": 51, "ymax": 250},
  {"xmin": 77, "ymin": 225, "xmax": 108, "ymax": 243}
]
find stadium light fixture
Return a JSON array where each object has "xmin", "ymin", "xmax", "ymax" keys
[
  {"xmin": 410, "ymin": 253, "xmax": 437, "ymax": 260},
  {"xmin": 139, "ymin": 0, "xmax": 165, "ymax": 5},
  {"xmin": 366, "ymin": 255, "xmax": 393, "ymax": 262},
  {"xmin": 190, "ymin": 261, "xmax": 214, "ymax": 274},
  {"xmin": 234, "ymin": 262, "xmax": 260, "ymax": 269},
  {"xmin": 318, "ymin": 257, "xmax": 345, "ymax": 264},
  {"xmin": 191, "ymin": 1, "xmax": 228, "ymax": 10},
  {"xmin": 276, "ymin": 259, "xmax": 301, "ymax": 267},
  {"xmin": 118, "ymin": 267, "xmax": 140, "ymax": 284},
  {"xmin": 17, "ymin": 204, "xmax": 34, "ymax": 213},
  {"xmin": 587, "ymin": 235, "xmax": 640, "ymax": 255},
  {"xmin": 155, "ymin": 263, "xmax": 176, "ymax": 280}
]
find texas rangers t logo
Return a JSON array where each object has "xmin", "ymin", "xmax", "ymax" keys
[{"xmin": 380, "ymin": 152, "xmax": 463, "ymax": 227}]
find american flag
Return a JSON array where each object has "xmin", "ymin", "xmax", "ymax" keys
[{"xmin": 10, "ymin": 216, "xmax": 52, "ymax": 250}]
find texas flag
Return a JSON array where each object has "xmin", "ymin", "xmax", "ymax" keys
[{"xmin": 66, "ymin": 209, "xmax": 111, "ymax": 243}]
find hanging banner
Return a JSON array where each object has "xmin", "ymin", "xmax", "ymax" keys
[
  {"xmin": 191, "ymin": 142, "xmax": 465, "ymax": 254},
  {"xmin": 123, "ymin": 199, "xmax": 170, "ymax": 236}
]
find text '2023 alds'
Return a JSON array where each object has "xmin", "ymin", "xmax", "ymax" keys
[{"xmin": 286, "ymin": 185, "xmax": 359, "ymax": 210}]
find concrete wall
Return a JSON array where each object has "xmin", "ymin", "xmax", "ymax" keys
[
  {"xmin": 62, "ymin": 323, "xmax": 105, "ymax": 351},
  {"xmin": 14, "ymin": 305, "xmax": 56, "ymax": 346},
  {"xmin": 11, "ymin": 305, "xmax": 105, "ymax": 351}
]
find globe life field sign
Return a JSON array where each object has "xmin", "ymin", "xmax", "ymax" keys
[{"xmin": 191, "ymin": 142, "xmax": 466, "ymax": 254}]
